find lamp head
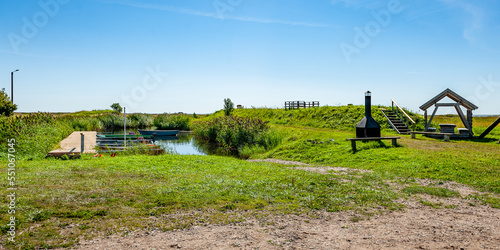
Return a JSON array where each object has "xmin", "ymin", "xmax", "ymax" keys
[{"xmin": 365, "ymin": 91, "xmax": 371, "ymax": 97}]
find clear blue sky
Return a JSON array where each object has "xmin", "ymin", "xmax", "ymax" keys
[{"xmin": 1, "ymin": 0, "xmax": 500, "ymax": 114}]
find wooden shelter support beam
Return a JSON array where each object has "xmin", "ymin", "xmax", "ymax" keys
[
  {"xmin": 435, "ymin": 103, "xmax": 461, "ymax": 107},
  {"xmin": 467, "ymin": 110, "xmax": 473, "ymax": 129},
  {"xmin": 478, "ymin": 116, "xmax": 500, "ymax": 139},
  {"xmin": 455, "ymin": 106, "xmax": 474, "ymax": 136},
  {"xmin": 425, "ymin": 106, "xmax": 439, "ymax": 132},
  {"xmin": 424, "ymin": 110, "xmax": 428, "ymax": 128}
]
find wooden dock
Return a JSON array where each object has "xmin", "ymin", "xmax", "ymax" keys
[{"xmin": 48, "ymin": 131, "xmax": 97, "ymax": 157}]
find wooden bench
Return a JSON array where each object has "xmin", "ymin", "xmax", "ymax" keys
[
  {"xmin": 410, "ymin": 131, "xmax": 453, "ymax": 142},
  {"xmin": 346, "ymin": 137, "xmax": 400, "ymax": 151}
]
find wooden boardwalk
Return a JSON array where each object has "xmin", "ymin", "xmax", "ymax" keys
[{"xmin": 48, "ymin": 131, "xmax": 97, "ymax": 157}]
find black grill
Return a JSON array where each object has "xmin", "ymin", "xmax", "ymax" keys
[{"xmin": 355, "ymin": 91, "xmax": 380, "ymax": 138}]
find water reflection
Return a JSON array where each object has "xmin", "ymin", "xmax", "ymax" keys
[
  {"xmin": 154, "ymin": 133, "xmax": 204, "ymax": 155},
  {"xmin": 105, "ymin": 130, "xmax": 232, "ymax": 156},
  {"xmin": 154, "ymin": 132, "xmax": 234, "ymax": 156}
]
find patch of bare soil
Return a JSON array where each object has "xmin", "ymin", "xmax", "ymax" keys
[
  {"xmin": 247, "ymin": 159, "xmax": 372, "ymax": 175},
  {"xmin": 72, "ymin": 161, "xmax": 500, "ymax": 249},
  {"xmin": 74, "ymin": 197, "xmax": 499, "ymax": 249}
]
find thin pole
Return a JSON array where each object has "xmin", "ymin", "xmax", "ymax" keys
[
  {"xmin": 124, "ymin": 107, "xmax": 126, "ymax": 148},
  {"xmin": 11, "ymin": 71, "xmax": 13, "ymax": 103},
  {"xmin": 81, "ymin": 133, "xmax": 84, "ymax": 154}
]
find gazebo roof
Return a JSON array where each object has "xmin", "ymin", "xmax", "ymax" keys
[{"xmin": 419, "ymin": 88, "xmax": 478, "ymax": 111}]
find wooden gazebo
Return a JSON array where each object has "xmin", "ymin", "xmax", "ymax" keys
[{"xmin": 419, "ymin": 88, "xmax": 478, "ymax": 136}]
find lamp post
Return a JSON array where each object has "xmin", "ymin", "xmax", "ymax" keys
[{"xmin": 11, "ymin": 69, "xmax": 19, "ymax": 103}]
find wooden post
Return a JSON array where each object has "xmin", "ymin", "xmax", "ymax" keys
[
  {"xmin": 392, "ymin": 138, "xmax": 397, "ymax": 147},
  {"xmin": 424, "ymin": 110, "xmax": 428, "ymax": 129},
  {"xmin": 443, "ymin": 134, "xmax": 450, "ymax": 142},
  {"xmin": 411, "ymin": 132, "xmax": 416, "ymax": 139},
  {"xmin": 80, "ymin": 133, "xmax": 84, "ymax": 154},
  {"xmin": 467, "ymin": 109, "xmax": 473, "ymax": 129},
  {"xmin": 124, "ymin": 107, "xmax": 127, "ymax": 148},
  {"xmin": 455, "ymin": 106, "xmax": 473, "ymax": 136},
  {"xmin": 351, "ymin": 140, "xmax": 356, "ymax": 151},
  {"xmin": 425, "ymin": 106, "xmax": 439, "ymax": 132}
]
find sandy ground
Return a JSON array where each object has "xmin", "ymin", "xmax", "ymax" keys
[{"xmin": 73, "ymin": 161, "xmax": 500, "ymax": 249}]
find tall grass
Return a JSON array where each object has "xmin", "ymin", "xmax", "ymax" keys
[
  {"xmin": 0, "ymin": 113, "xmax": 73, "ymax": 159},
  {"xmin": 192, "ymin": 116, "xmax": 283, "ymax": 155},
  {"xmin": 154, "ymin": 114, "xmax": 191, "ymax": 130},
  {"xmin": 129, "ymin": 113, "xmax": 154, "ymax": 128}
]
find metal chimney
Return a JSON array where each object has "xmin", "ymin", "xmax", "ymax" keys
[{"xmin": 355, "ymin": 91, "xmax": 381, "ymax": 138}]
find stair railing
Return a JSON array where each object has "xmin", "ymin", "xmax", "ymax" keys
[{"xmin": 391, "ymin": 99, "xmax": 416, "ymax": 131}]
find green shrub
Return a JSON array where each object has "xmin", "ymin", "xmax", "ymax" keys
[
  {"xmin": 154, "ymin": 114, "xmax": 190, "ymax": 130},
  {"xmin": 0, "ymin": 88, "xmax": 17, "ymax": 117},
  {"xmin": 192, "ymin": 116, "xmax": 283, "ymax": 154},
  {"xmin": 224, "ymin": 98, "xmax": 234, "ymax": 116}
]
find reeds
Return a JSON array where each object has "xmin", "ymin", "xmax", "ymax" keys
[
  {"xmin": 192, "ymin": 116, "xmax": 283, "ymax": 154},
  {"xmin": 154, "ymin": 114, "xmax": 191, "ymax": 130}
]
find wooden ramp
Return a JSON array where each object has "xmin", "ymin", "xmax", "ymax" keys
[
  {"xmin": 478, "ymin": 117, "xmax": 500, "ymax": 139},
  {"xmin": 48, "ymin": 131, "xmax": 97, "ymax": 157}
]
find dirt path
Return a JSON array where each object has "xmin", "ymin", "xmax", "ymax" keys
[
  {"xmin": 73, "ymin": 161, "xmax": 500, "ymax": 249},
  {"xmin": 75, "ymin": 199, "xmax": 499, "ymax": 249}
]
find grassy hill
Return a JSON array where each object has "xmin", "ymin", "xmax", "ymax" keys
[{"xmin": 230, "ymin": 106, "xmax": 424, "ymax": 132}]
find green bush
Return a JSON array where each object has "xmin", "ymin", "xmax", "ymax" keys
[
  {"xmin": 0, "ymin": 88, "xmax": 17, "ymax": 117},
  {"xmin": 154, "ymin": 114, "xmax": 190, "ymax": 130},
  {"xmin": 192, "ymin": 116, "xmax": 283, "ymax": 154}
]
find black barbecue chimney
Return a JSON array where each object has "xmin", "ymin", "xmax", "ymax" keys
[{"xmin": 356, "ymin": 91, "xmax": 381, "ymax": 138}]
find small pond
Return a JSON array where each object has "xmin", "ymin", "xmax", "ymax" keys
[
  {"xmin": 105, "ymin": 130, "xmax": 228, "ymax": 156},
  {"xmin": 154, "ymin": 132, "xmax": 207, "ymax": 155}
]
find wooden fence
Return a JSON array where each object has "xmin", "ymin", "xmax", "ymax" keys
[{"xmin": 285, "ymin": 101, "xmax": 320, "ymax": 110}]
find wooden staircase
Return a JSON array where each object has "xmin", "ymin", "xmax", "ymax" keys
[{"xmin": 380, "ymin": 108, "xmax": 411, "ymax": 134}]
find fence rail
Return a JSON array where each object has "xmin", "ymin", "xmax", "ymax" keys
[
  {"xmin": 391, "ymin": 99, "xmax": 416, "ymax": 131},
  {"xmin": 285, "ymin": 101, "xmax": 320, "ymax": 110}
]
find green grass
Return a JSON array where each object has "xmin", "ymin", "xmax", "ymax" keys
[
  {"xmin": 0, "ymin": 113, "xmax": 74, "ymax": 160},
  {"xmin": 432, "ymin": 115, "xmax": 500, "ymax": 136},
  {"xmin": 250, "ymin": 125, "xmax": 500, "ymax": 194},
  {"xmin": 419, "ymin": 200, "xmax": 444, "ymax": 209},
  {"xmin": 1, "ymin": 108, "xmax": 499, "ymax": 249},
  {"xmin": 231, "ymin": 106, "xmax": 424, "ymax": 131},
  {"xmin": 0, "ymin": 155, "xmax": 400, "ymax": 248},
  {"xmin": 403, "ymin": 185, "xmax": 460, "ymax": 198}
]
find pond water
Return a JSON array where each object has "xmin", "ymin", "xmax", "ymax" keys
[
  {"xmin": 154, "ymin": 132, "xmax": 207, "ymax": 155},
  {"xmin": 105, "ymin": 130, "xmax": 226, "ymax": 156}
]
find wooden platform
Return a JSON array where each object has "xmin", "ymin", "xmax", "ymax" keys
[
  {"xmin": 410, "ymin": 131, "xmax": 453, "ymax": 142},
  {"xmin": 48, "ymin": 131, "xmax": 97, "ymax": 157}
]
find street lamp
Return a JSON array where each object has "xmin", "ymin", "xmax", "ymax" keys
[{"xmin": 11, "ymin": 69, "xmax": 19, "ymax": 103}]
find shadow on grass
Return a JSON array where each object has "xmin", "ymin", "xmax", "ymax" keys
[{"xmin": 351, "ymin": 140, "xmax": 400, "ymax": 154}]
